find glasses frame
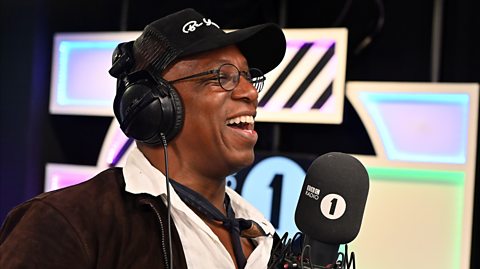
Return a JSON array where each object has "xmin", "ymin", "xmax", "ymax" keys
[{"xmin": 167, "ymin": 63, "xmax": 265, "ymax": 92}]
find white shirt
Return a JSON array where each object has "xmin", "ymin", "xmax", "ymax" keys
[{"xmin": 123, "ymin": 146, "xmax": 275, "ymax": 268}]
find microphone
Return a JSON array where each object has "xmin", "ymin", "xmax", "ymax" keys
[{"xmin": 294, "ymin": 152, "xmax": 369, "ymax": 267}]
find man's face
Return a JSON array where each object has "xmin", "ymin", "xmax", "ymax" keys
[{"xmin": 163, "ymin": 45, "xmax": 259, "ymax": 179}]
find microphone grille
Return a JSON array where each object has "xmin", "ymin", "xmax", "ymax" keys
[{"xmin": 295, "ymin": 152, "xmax": 369, "ymax": 244}]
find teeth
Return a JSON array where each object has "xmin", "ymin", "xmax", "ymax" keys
[{"xmin": 226, "ymin": 115, "xmax": 254, "ymax": 125}]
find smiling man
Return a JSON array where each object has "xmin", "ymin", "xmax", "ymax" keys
[{"xmin": 0, "ymin": 8, "xmax": 286, "ymax": 269}]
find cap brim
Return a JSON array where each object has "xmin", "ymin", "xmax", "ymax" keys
[{"xmin": 180, "ymin": 23, "xmax": 286, "ymax": 74}]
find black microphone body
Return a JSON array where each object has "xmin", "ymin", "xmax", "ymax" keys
[
  {"xmin": 303, "ymin": 235, "xmax": 339, "ymax": 266},
  {"xmin": 295, "ymin": 152, "xmax": 369, "ymax": 267}
]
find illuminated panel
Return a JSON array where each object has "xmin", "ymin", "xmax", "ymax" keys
[
  {"xmin": 56, "ymin": 41, "xmax": 117, "ymax": 105},
  {"xmin": 49, "ymin": 32, "xmax": 139, "ymax": 116},
  {"xmin": 257, "ymin": 28, "xmax": 348, "ymax": 124},
  {"xmin": 350, "ymin": 165, "xmax": 465, "ymax": 269},
  {"xmin": 347, "ymin": 82, "xmax": 478, "ymax": 269},
  {"xmin": 348, "ymin": 82, "xmax": 478, "ymax": 164},
  {"xmin": 360, "ymin": 92, "xmax": 469, "ymax": 163}
]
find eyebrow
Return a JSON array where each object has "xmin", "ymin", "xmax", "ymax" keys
[{"xmin": 206, "ymin": 59, "xmax": 249, "ymax": 70}]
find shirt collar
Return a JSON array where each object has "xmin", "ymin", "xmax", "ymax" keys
[
  {"xmin": 123, "ymin": 146, "xmax": 275, "ymax": 236},
  {"xmin": 123, "ymin": 146, "xmax": 167, "ymax": 196}
]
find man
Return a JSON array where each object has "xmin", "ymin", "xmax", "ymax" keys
[{"xmin": 0, "ymin": 8, "xmax": 286, "ymax": 269}]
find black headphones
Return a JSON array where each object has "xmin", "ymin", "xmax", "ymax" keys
[{"xmin": 109, "ymin": 41, "xmax": 184, "ymax": 145}]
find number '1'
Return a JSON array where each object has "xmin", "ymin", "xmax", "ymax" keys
[
  {"xmin": 329, "ymin": 198, "xmax": 338, "ymax": 215},
  {"xmin": 269, "ymin": 174, "xmax": 283, "ymax": 228}
]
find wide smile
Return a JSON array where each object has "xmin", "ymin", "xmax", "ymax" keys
[
  {"xmin": 226, "ymin": 115, "xmax": 254, "ymax": 130},
  {"xmin": 225, "ymin": 114, "xmax": 258, "ymax": 140}
]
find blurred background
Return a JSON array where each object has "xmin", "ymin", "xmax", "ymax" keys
[{"xmin": 1, "ymin": 0, "xmax": 478, "ymax": 267}]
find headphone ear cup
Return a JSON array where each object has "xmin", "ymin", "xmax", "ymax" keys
[
  {"xmin": 116, "ymin": 72, "xmax": 184, "ymax": 145},
  {"xmin": 118, "ymin": 81, "xmax": 164, "ymax": 142}
]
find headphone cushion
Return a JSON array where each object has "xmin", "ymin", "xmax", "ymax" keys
[{"xmin": 164, "ymin": 85, "xmax": 184, "ymax": 142}]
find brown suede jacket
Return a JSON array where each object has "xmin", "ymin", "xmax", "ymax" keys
[{"xmin": 0, "ymin": 168, "xmax": 188, "ymax": 268}]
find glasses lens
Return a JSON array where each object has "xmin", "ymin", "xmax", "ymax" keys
[
  {"xmin": 248, "ymin": 68, "xmax": 265, "ymax": 92},
  {"xmin": 217, "ymin": 64, "xmax": 265, "ymax": 92},
  {"xmin": 218, "ymin": 64, "xmax": 239, "ymax": 91}
]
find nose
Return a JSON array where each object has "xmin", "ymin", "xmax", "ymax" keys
[{"xmin": 231, "ymin": 76, "xmax": 259, "ymax": 104}]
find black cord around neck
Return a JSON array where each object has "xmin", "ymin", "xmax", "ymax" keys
[
  {"xmin": 160, "ymin": 133, "xmax": 173, "ymax": 269},
  {"xmin": 169, "ymin": 179, "xmax": 249, "ymax": 269}
]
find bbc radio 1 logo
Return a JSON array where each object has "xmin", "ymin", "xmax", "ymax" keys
[
  {"xmin": 305, "ymin": 184, "xmax": 320, "ymax": 200},
  {"xmin": 304, "ymin": 184, "xmax": 346, "ymax": 220}
]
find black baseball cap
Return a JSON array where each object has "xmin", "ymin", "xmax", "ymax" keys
[{"xmin": 130, "ymin": 8, "xmax": 286, "ymax": 75}]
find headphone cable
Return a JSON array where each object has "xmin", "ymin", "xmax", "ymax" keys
[
  {"xmin": 160, "ymin": 133, "xmax": 173, "ymax": 269},
  {"xmin": 353, "ymin": 0, "xmax": 385, "ymax": 55}
]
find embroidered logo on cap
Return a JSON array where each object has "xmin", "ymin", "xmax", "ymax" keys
[{"xmin": 182, "ymin": 18, "xmax": 220, "ymax": 33}]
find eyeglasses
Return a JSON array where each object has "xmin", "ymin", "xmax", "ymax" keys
[{"xmin": 168, "ymin": 63, "xmax": 265, "ymax": 92}]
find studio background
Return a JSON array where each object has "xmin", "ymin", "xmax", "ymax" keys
[{"xmin": 1, "ymin": 0, "xmax": 478, "ymax": 267}]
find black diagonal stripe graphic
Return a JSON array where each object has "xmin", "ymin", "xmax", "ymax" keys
[
  {"xmin": 284, "ymin": 42, "xmax": 336, "ymax": 108},
  {"xmin": 258, "ymin": 42, "xmax": 314, "ymax": 107},
  {"xmin": 312, "ymin": 81, "xmax": 333, "ymax": 109}
]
